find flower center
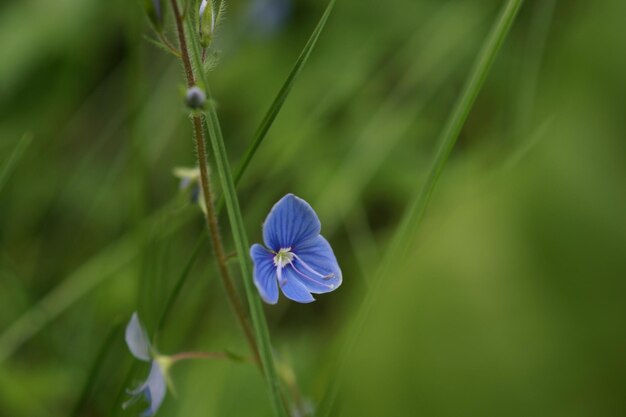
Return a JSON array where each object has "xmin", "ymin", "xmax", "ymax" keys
[
  {"xmin": 273, "ymin": 247, "xmax": 294, "ymax": 269},
  {"xmin": 272, "ymin": 247, "xmax": 336, "ymax": 291}
]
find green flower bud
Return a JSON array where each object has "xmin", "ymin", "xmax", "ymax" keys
[{"xmin": 199, "ymin": 0, "xmax": 216, "ymax": 47}]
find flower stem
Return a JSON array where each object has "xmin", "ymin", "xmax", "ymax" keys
[
  {"xmin": 170, "ymin": 351, "xmax": 230, "ymax": 362},
  {"xmin": 168, "ymin": 0, "xmax": 261, "ymax": 369}
]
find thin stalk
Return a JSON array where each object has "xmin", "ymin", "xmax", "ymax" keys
[
  {"xmin": 232, "ymin": 0, "xmax": 337, "ymax": 186},
  {"xmin": 202, "ymin": 89, "xmax": 289, "ymax": 417},
  {"xmin": 181, "ymin": 5, "xmax": 290, "ymax": 417},
  {"xmin": 170, "ymin": 351, "xmax": 229, "ymax": 361},
  {"xmin": 180, "ymin": 8, "xmax": 289, "ymax": 417},
  {"xmin": 168, "ymin": 0, "xmax": 261, "ymax": 367}
]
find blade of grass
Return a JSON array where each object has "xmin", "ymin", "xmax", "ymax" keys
[
  {"xmin": 185, "ymin": 14, "xmax": 288, "ymax": 417},
  {"xmin": 70, "ymin": 322, "xmax": 123, "ymax": 417},
  {"xmin": 204, "ymin": 101, "xmax": 289, "ymax": 417},
  {"xmin": 0, "ymin": 197, "xmax": 191, "ymax": 364},
  {"xmin": 316, "ymin": 3, "xmax": 483, "ymax": 233},
  {"xmin": 232, "ymin": 0, "xmax": 337, "ymax": 186},
  {"xmin": 317, "ymin": 1, "xmax": 524, "ymax": 415},
  {"xmin": 515, "ymin": 0, "xmax": 557, "ymax": 136},
  {"xmin": 151, "ymin": 0, "xmax": 336, "ymax": 346},
  {"xmin": 0, "ymin": 133, "xmax": 33, "ymax": 195},
  {"xmin": 392, "ymin": 0, "xmax": 523, "ymax": 259},
  {"xmin": 0, "ymin": 0, "xmax": 337, "ymax": 370},
  {"xmin": 185, "ymin": 2, "xmax": 338, "ymax": 416},
  {"xmin": 155, "ymin": 234, "xmax": 207, "ymax": 334}
]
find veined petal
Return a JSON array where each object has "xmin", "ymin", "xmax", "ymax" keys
[
  {"xmin": 279, "ymin": 267, "xmax": 315, "ymax": 303},
  {"xmin": 125, "ymin": 312, "xmax": 152, "ymax": 362},
  {"xmin": 262, "ymin": 194, "xmax": 321, "ymax": 251},
  {"xmin": 292, "ymin": 236, "xmax": 342, "ymax": 294},
  {"xmin": 141, "ymin": 361, "xmax": 167, "ymax": 417},
  {"xmin": 250, "ymin": 244, "xmax": 279, "ymax": 304}
]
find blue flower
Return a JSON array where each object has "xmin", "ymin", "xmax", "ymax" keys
[
  {"xmin": 123, "ymin": 313, "xmax": 169, "ymax": 417},
  {"xmin": 250, "ymin": 194, "xmax": 342, "ymax": 304}
]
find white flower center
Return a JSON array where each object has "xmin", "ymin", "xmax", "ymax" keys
[
  {"xmin": 273, "ymin": 247, "xmax": 294, "ymax": 269},
  {"xmin": 272, "ymin": 247, "xmax": 336, "ymax": 290}
]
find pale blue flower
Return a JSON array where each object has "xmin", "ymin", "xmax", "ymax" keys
[
  {"xmin": 123, "ymin": 313, "xmax": 169, "ymax": 417},
  {"xmin": 250, "ymin": 194, "xmax": 342, "ymax": 304},
  {"xmin": 173, "ymin": 167, "xmax": 206, "ymax": 214}
]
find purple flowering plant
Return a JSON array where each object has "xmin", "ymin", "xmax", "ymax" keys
[
  {"xmin": 251, "ymin": 194, "xmax": 342, "ymax": 304},
  {"xmin": 122, "ymin": 0, "xmax": 342, "ymax": 416}
]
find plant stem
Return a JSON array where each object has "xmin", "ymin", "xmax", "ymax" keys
[
  {"xmin": 168, "ymin": 0, "xmax": 261, "ymax": 368},
  {"xmin": 170, "ymin": 351, "xmax": 229, "ymax": 362},
  {"xmin": 181, "ymin": 5, "xmax": 292, "ymax": 416}
]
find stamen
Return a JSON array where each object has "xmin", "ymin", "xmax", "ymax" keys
[
  {"xmin": 122, "ymin": 391, "xmax": 143, "ymax": 409},
  {"xmin": 273, "ymin": 247, "xmax": 294, "ymax": 268},
  {"xmin": 276, "ymin": 265, "xmax": 283, "ymax": 282},
  {"xmin": 292, "ymin": 254, "xmax": 335, "ymax": 280},
  {"xmin": 289, "ymin": 261, "xmax": 336, "ymax": 290}
]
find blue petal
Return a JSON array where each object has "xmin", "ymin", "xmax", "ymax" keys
[
  {"xmin": 262, "ymin": 194, "xmax": 321, "ymax": 251},
  {"xmin": 279, "ymin": 267, "xmax": 315, "ymax": 303},
  {"xmin": 291, "ymin": 236, "xmax": 342, "ymax": 294},
  {"xmin": 125, "ymin": 312, "xmax": 151, "ymax": 361},
  {"xmin": 250, "ymin": 244, "xmax": 279, "ymax": 304},
  {"xmin": 141, "ymin": 361, "xmax": 167, "ymax": 417}
]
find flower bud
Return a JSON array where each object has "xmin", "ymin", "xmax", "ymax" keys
[
  {"xmin": 185, "ymin": 86, "xmax": 206, "ymax": 109},
  {"xmin": 144, "ymin": 0, "xmax": 165, "ymax": 32},
  {"xmin": 199, "ymin": 0, "xmax": 224, "ymax": 47}
]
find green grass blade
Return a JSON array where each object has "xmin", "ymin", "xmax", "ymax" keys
[
  {"xmin": 393, "ymin": 0, "xmax": 523, "ymax": 258},
  {"xmin": 0, "ymin": 133, "xmax": 33, "ymax": 195},
  {"xmin": 203, "ymin": 106, "xmax": 289, "ymax": 417},
  {"xmin": 185, "ymin": 34, "xmax": 290, "ymax": 417},
  {"xmin": 70, "ymin": 322, "xmax": 123, "ymax": 417},
  {"xmin": 515, "ymin": 0, "xmax": 557, "ymax": 135},
  {"xmin": 154, "ymin": 0, "xmax": 336, "ymax": 350},
  {"xmin": 183, "ymin": 3, "xmax": 338, "ymax": 415},
  {"xmin": 318, "ymin": 0, "xmax": 524, "ymax": 415},
  {"xmin": 0, "ymin": 198, "xmax": 191, "ymax": 364},
  {"xmin": 233, "ymin": 0, "xmax": 336, "ymax": 185},
  {"xmin": 155, "ymin": 234, "xmax": 207, "ymax": 334}
]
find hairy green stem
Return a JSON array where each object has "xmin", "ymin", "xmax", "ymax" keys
[{"xmin": 169, "ymin": 0, "xmax": 261, "ymax": 368}]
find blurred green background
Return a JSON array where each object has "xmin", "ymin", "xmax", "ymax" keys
[{"xmin": 1, "ymin": 0, "xmax": 625, "ymax": 416}]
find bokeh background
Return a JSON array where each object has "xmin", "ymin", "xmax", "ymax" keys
[{"xmin": 1, "ymin": 0, "xmax": 625, "ymax": 416}]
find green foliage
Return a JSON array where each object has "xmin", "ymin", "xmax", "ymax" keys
[{"xmin": 2, "ymin": 0, "xmax": 626, "ymax": 416}]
